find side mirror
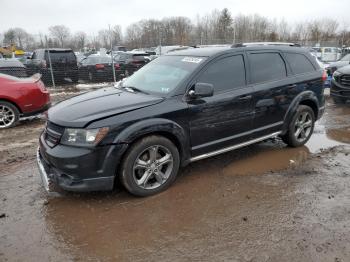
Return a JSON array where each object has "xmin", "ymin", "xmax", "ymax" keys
[{"xmin": 188, "ymin": 83, "xmax": 214, "ymax": 98}]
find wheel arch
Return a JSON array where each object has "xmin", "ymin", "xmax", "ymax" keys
[
  {"xmin": 114, "ymin": 118, "xmax": 190, "ymax": 166},
  {"xmin": 0, "ymin": 98, "xmax": 22, "ymax": 114},
  {"xmin": 282, "ymin": 91, "xmax": 319, "ymax": 134}
]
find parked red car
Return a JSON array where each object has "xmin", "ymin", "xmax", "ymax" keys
[{"xmin": 0, "ymin": 73, "xmax": 50, "ymax": 128}]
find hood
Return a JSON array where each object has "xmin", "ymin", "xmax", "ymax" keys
[
  {"xmin": 337, "ymin": 64, "xmax": 350, "ymax": 74},
  {"xmin": 328, "ymin": 60, "xmax": 350, "ymax": 69},
  {"xmin": 48, "ymin": 87, "xmax": 164, "ymax": 127}
]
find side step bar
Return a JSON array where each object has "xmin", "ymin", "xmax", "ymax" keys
[{"xmin": 190, "ymin": 131, "xmax": 282, "ymax": 162}]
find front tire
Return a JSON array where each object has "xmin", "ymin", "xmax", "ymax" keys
[
  {"xmin": 0, "ymin": 101, "xmax": 20, "ymax": 129},
  {"xmin": 281, "ymin": 105, "xmax": 315, "ymax": 147},
  {"xmin": 120, "ymin": 136, "xmax": 180, "ymax": 197}
]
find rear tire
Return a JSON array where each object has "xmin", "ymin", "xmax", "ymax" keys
[
  {"xmin": 0, "ymin": 101, "xmax": 20, "ymax": 129},
  {"xmin": 120, "ymin": 135, "xmax": 180, "ymax": 197},
  {"xmin": 281, "ymin": 105, "xmax": 315, "ymax": 147}
]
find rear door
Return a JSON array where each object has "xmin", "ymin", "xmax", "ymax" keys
[
  {"xmin": 188, "ymin": 53, "xmax": 255, "ymax": 157},
  {"xmin": 284, "ymin": 52, "xmax": 324, "ymax": 104},
  {"xmin": 247, "ymin": 50, "xmax": 298, "ymax": 138}
]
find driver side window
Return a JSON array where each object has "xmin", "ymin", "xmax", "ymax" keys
[{"xmin": 197, "ymin": 55, "xmax": 246, "ymax": 94}]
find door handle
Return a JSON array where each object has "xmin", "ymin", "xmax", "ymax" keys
[{"xmin": 238, "ymin": 95, "xmax": 252, "ymax": 100}]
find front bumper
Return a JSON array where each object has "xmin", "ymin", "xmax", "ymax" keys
[
  {"xmin": 37, "ymin": 148, "xmax": 55, "ymax": 192},
  {"xmin": 331, "ymin": 80, "xmax": 350, "ymax": 99},
  {"xmin": 37, "ymin": 133, "xmax": 128, "ymax": 192}
]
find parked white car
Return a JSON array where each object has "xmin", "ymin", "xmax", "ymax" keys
[{"xmin": 312, "ymin": 47, "xmax": 342, "ymax": 62}]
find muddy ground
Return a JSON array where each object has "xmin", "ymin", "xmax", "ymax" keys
[{"xmin": 0, "ymin": 87, "xmax": 350, "ymax": 262}]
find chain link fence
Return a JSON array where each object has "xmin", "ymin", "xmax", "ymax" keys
[{"xmin": 0, "ymin": 50, "xmax": 141, "ymax": 87}]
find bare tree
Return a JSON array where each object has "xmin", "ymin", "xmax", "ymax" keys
[
  {"xmin": 49, "ymin": 25, "xmax": 70, "ymax": 47},
  {"xmin": 216, "ymin": 8, "xmax": 233, "ymax": 42},
  {"xmin": 74, "ymin": 31, "xmax": 87, "ymax": 50},
  {"xmin": 277, "ymin": 18, "xmax": 290, "ymax": 41},
  {"xmin": 111, "ymin": 25, "xmax": 122, "ymax": 46},
  {"xmin": 3, "ymin": 29, "xmax": 16, "ymax": 45},
  {"xmin": 98, "ymin": 29, "xmax": 109, "ymax": 48}
]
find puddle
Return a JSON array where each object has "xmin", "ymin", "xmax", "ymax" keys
[
  {"xmin": 223, "ymin": 145, "xmax": 309, "ymax": 176},
  {"xmin": 326, "ymin": 127, "xmax": 350, "ymax": 144},
  {"xmin": 305, "ymin": 123, "xmax": 348, "ymax": 153},
  {"xmin": 220, "ymin": 102, "xmax": 350, "ymax": 176}
]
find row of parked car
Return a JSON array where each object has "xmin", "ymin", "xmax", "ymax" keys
[
  {"xmin": 0, "ymin": 49, "xmax": 157, "ymax": 85},
  {"xmin": 0, "ymin": 45, "xmax": 200, "ymax": 86}
]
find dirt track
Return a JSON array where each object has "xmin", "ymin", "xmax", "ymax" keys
[{"xmin": 0, "ymin": 89, "xmax": 350, "ymax": 262}]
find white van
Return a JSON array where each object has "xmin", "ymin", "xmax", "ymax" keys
[{"xmin": 321, "ymin": 47, "xmax": 341, "ymax": 62}]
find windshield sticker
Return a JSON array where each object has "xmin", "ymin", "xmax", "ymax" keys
[{"xmin": 182, "ymin": 57, "xmax": 203, "ymax": 63}]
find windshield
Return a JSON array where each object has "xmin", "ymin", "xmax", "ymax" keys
[
  {"xmin": 341, "ymin": 54, "xmax": 350, "ymax": 61},
  {"xmin": 121, "ymin": 55, "xmax": 206, "ymax": 95}
]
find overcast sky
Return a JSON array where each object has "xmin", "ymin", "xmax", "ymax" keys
[{"xmin": 1, "ymin": 0, "xmax": 349, "ymax": 36}]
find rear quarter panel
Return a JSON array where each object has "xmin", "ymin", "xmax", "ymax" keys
[{"xmin": 19, "ymin": 81, "xmax": 50, "ymax": 112}]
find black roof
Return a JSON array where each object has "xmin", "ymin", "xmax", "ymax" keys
[
  {"xmin": 167, "ymin": 45, "xmax": 308, "ymax": 57},
  {"xmin": 34, "ymin": 48, "xmax": 73, "ymax": 52}
]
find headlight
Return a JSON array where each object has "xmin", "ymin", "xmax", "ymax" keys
[
  {"xmin": 61, "ymin": 127, "xmax": 109, "ymax": 146},
  {"xmin": 332, "ymin": 71, "xmax": 341, "ymax": 82}
]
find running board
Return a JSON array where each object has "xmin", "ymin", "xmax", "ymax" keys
[{"xmin": 190, "ymin": 131, "xmax": 282, "ymax": 162}]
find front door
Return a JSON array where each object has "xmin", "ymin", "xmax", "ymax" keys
[{"xmin": 187, "ymin": 54, "xmax": 255, "ymax": 157}]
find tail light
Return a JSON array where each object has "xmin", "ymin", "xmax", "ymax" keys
[
  {"xmin": 114, "ymin": 63, "xmax": 120, "ymax": 70},
  {"xmin": 95, "ymin": 64, "xmax": 105, "ymax": 69},
  {"xmin": 39, "ymin": 81, "xmax": 47, "ymax": 92},
  {"xmin": 322, "ymin": 70, "xmax": 327, "ymax": 82}
]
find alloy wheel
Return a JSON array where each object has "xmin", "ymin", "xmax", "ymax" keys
[
  {"xmin": 294, "ymin": 111, "xmax": 313, "ymax": 143},
  {"xmin": 133, "ymin": 145, "xmax": 174, "ymax": 190},
  {"xmin": 0, "ymin": 105, "xmax": 16, "ymax": 128}
]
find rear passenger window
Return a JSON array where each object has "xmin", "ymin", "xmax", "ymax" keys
[
  {"xmin": 285, "ymin": 53, "xmax": 316, "ymax": 74},
  {"xmin": 198, "ymin": 55, "xmax": 246, "ymax": 93},
  {"xmin": 249, "ymin": 53, "xmax": 286, "ymax": 84}
]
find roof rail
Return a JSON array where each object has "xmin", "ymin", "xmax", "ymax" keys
[{"xmin": 231, "ymin": 42, "xmax": 301, "ymax": 48}]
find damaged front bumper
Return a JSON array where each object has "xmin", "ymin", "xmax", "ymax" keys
[{"xmin": 36, "ymin": 148, "xmax": 56, "ymax": 192}]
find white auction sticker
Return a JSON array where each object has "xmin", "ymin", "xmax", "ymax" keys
[{"xmin": 182, "ymin": 57, "xmax": 203, "ymax": 63}]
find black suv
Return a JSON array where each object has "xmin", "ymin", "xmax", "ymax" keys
[
  {"xmin": 331, "ymin": 64, "xmax": 350, "ymax": 104},
  {"xmin": 37, "ymin": 45, "xmax": 325, "ymax": 196},
  {"xmin": 26, "ymin": 48, "xmax": 79, "ymax": 85},
  {"xmin": 114, "ymin": 52, "xmax": 151, "ymax": 76}
]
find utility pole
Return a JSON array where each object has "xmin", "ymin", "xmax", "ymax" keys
[
  {"xmin": 109, "ymin": 24, "xmax": 117, "ymax": 83},
  {"xmin": 159, "ymin": 31, "xmax": 162, "ymax": 56},
  {"xmin": 232, "ymin": 21, "xmax": 236, "ymax": 45},
  {"xmin": 45, "ymin": 35, "xmax": 55, "ymax": 88}
]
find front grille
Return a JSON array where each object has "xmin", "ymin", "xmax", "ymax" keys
[
  {"xmin": 44, "ymin": 121, "xmax": 64, "ymax": 148},
  {"xmin": 340, "ymin": 74, "xmax": 350, "ymax": 87}
]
